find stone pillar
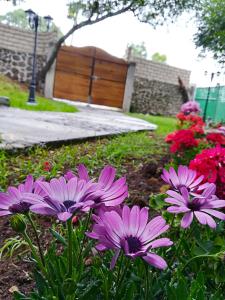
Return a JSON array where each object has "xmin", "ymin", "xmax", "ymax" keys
[
  {"xmin": 122, "ymin": 62, "xmax": 136, "ymax": 112},
  {"xmin": 44, "ymin": 59, "xmax": 56, "ymax": 99}
]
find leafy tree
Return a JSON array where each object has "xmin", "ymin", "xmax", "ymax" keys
[
  {"xmin": 151, "ymin": 52, "xmax": 167, "ymax": 63},
  {"xmin": 195, "ymin": 0, "xmax": 225, "ymax": 63},
  {"xmin": 0, "ymin": 9, "xmax": 62, "ymax": 36},
  {"xmin": 39, "ymin": 0, "xmax": 203, "ymax": 80},
  {"xmin": 1, "ymin": 0, "xmax": 203, "ymax": 79},
  {"xmin": 125, "ymin": 42, "xmax": 147, "ymax": 59}
]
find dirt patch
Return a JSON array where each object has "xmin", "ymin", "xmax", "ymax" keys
[{"xmin": 0, "ymin": 155, "xmax": 169, "ymax": 299}]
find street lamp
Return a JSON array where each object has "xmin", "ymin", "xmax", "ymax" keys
[{"xmin": 25, "ymin": 9, "xmax": 53, "ymax": 104}]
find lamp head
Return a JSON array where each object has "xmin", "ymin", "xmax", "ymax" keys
[
  {"xmin": 25, "ymin": 9, "xmax": 36, "ymax": 29},
  {"xmin": 44, "ymin": 15, "xmax": 53, "ymax": 31}
]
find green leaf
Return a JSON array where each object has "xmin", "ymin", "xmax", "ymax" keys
[
  {"xmin": 49, "ymin": 228, "xmax": 67, "ymax": 246},
  {"xmin": 33, "ymin": 270, "xmax": 48, "ymax": 295}
]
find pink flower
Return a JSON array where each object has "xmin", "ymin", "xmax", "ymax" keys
[
  {"xmin": 180, "ymin": 100, "xmax": 201, "ymax": 115},
  {"xmin": 65, "ymin": 165, "xmax": 128, "ymax": 208},
  {"xmin": 161, "ymin": 166, "xmax": 209, "ymax": 195},
  {"xmin": 0, "ymin": 175, "xmax": 43, "ymax": 217},
  {"xmin": 165, "ymin": 184, "xmax": 225, "ymax": 229},
  {"xmin": 87, "ymin": 205, "xmax": 173, "ymax": 270},
  {"xmin": 30, "ymin": 176, "xmax": 97, "ymax": 221}
]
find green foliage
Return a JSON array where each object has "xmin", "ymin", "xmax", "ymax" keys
[
  {"xmin": 0, "ymin": 131, "xmax": 166, "ymax": 190},
  {"xmin": 151, "ymin": 52, "xmax": 167, "ymax": 63},
  {"xmin": 0, "ymin": 236, "xmax": 28, "ymax": 259},
  {"xmin": 195, "ymin": 0, "xmax": 225, "ymax": 63},
  {"xmin": 125, "ymin": 42, "xmax": 148, "ymax": 59},
  {"xmin": 67, "ymin": 0, "xmax": 202, "ymax": 26},
  {"xmin": 43, "ymin": 0, "xmax": 203, "ymax": 77},
  {"xmin": 12, "ymin": 214, "xmax": 225, "ymax": 299},
  {"xmin": 127, "ymin": 113, "xmax": 177, "ymax": 136},
  {"xmin": 0, "ymin": 75, "xmax": 78, "ymax": 113},
  {"xmin": 0, "ymin": 9, "xmax": 62, "ymax": 37}
]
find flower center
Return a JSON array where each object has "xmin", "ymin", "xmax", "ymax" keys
[
  {"xmin": 126, "ymin": 236, "xmax": 142, "ymax": 253},
  {"xmin": 63, "ymin": 200, "xmax": 75, "ymax": 209},
  {"xmin": 177, "ymin": 184, "xmax": 190, "ymax": 192},
  {"xmin": 9, "ymin": 202, "xmax": 31, "ymax": 214},
  {"xmin": 187, "ymin": 199, "xmax": 202, "ymax": 211}
]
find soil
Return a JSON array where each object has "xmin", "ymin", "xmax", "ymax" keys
[{"xmin": 0, "ymin": 155, "xmax": 169, "ymax": 299}]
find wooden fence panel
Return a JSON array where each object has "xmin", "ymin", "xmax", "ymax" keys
[{"xmin": 53, "ymin": 46, "xmax": 128, "ymax": 108}]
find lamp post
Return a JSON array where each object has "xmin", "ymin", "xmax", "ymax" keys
[
  {"xmin": 25, "ymin": 9, "xmax": 53, "ymax": 104},
  {"xmin": 203, "ymin": 71, "xmax": 220, "ymax": 122}
]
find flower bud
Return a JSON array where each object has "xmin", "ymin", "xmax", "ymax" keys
[
  {"xmin": 72, "ymin": 215, "xmax": 79, "ymax": 225},
  {"xmin": 10, "ymin": 214, "xmax": 27, "ymax": 233}
]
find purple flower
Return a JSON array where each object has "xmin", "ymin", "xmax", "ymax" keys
[
  {"xmin": 181, "ymin": 100, "xmax": 201, "ymax": 115},
  {"xmin": 87, "ymin": 205, "xmax": 173, "ymax": 269},
  {"xmin": 0, "ymin": 175, "xmax": 43, "ymax": 217},
  {"xmin": 65, "ymin": 164, "xmax": 128, "ymax": 208},
  {"xmin": 30, "ymin": 176, "xmax": 98, "ymax": 221},
  {"xmin": 161, "ymin": 166, "xmax": 209, "ymax": 196},
  {"xmin": 165, "ymin": 184, "xmax": 225, "ymax": 228}
]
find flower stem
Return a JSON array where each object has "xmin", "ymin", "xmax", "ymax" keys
[
  {"xmin": 115, "ymin": 256, "xmax": 130, "ymax": 299},
  {"xmin": 115, "ymin": 253, "xmax": 124, "ymax": 288},
  {"xmin": 78, "ymin": 209, "xmax": 92, "ymax": 258},
  {"xmin": 22, "ymin": 230, "xmax": 56, "ymax": 293},
  {"xmin": 22, "ymin": 230, "xmax": 46, "ymax": 275},
  {"xmin": 26, "ymin": 213, "xmax": 45, "ymax": 266},
  {"xmin": 67, "ymin": 218, "xmax": 73, "ymax": 277},
  {"xmin": 181, "ymin": 252, "xmax": 223, "ymax": 272},
  {"xmin": 144, "ymin": 263, "xmax": 150, "ymax": 300}
]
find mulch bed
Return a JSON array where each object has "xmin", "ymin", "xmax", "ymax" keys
[{"xmin": 0, "ymin": 155, "xmax": 169, "ymax": 299}]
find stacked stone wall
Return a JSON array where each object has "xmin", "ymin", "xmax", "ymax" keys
[
  {"xmin": 0, "ymin": 23, "xmax": 57, "ymax": 84},
  {"xmin": 131, "ymin": 77, "xmax": 184, "ymax": 116},
  {"xmin": 129, "ymin": 55, "xmax": 191, "ymax": 115}
]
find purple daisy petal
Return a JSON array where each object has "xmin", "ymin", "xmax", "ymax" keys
[
  {"xmin": 143, "ymin": 253, "xmax": 167, "ymax": 270},
  {"xmin": 181, "ymin": 212, "xmax": 194, "ymax": 228},
  {"xmin": 87, "ymin": 205, "xmax": 172, "ymax": 269},
  {"xmin": 110, "ymin": 249, "xmax": 120, "ymax": 270}
]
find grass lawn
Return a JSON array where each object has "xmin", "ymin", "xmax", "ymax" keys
[
  {"xmin": 0, "ymin": 131, "xmax": 168, "ymax": 191},
  {"xmin": 0, "ymin": 109, "xmax": 175, "ymax": 190},
  {"xmin": 128, "ymin": 113, "xmax": 177, "ymax": 135},
  {"xmin": 0, "ymin": 75, "xmax": 78, "ymax": 113}
]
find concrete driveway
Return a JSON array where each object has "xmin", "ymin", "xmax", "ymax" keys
[{"xmin": 0, "ymin": 105, "xmax": 156, "ymax": 149}]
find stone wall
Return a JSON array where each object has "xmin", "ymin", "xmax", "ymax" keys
[
  {"xmin": 129, "ymin": 56, "xmax": 191, "ymax": 115},
  {"xmin": 130, "ymin": 55, "xmax": 190, "ymax": 86},
  {"xmin": 0, "ymin": 23, "xmax": 57, "ymax": 84},
  {"xmin": 131, "ymin": 77, "xmax": 184, "ymax": 116}
]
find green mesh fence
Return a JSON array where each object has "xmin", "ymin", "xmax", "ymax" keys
[{"xmin": 195, "ymin": 86, "xmax": 225, "ymax": 123}]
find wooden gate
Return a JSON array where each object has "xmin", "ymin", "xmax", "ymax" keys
[{"xmin": 53, "ymin": 46, "xmax": 128, "ymax": 108}]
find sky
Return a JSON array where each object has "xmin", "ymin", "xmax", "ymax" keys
[{"xmin": 0, "ymin": 0, "xmax": 225, "ymax": 87}]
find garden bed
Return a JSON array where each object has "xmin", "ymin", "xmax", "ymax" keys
[{"xmin": 0, "ymin": 131, "xmax": 170, "ymax": 299}]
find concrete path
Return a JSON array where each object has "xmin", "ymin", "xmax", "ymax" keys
[{"xmin": 0, "ymin": 105, "xmax": 157, "ymax": 149}]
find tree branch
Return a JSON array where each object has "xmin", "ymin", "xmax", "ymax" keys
[{"xmin": 40, "ymin": 4, "xmax": 133, "ymax": 80}]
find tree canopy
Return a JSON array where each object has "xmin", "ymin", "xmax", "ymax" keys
[
  {"xmin": 151, "ymin": 52, "xmax": 167, "ymax": 63},
  {"xmin": 194, "ymin": 0, "xmax": 225, "ymax": 63},
  {"xmin": 1, "ymin": 0, "xmax": 204, "ymax": 79},
  {"xmin": 0, "ymin": 9, "xmax": 62, "ymax": 36},
  {"xmin": 125, "ymin": 42, "xmax": 148, "ymax": 59}
]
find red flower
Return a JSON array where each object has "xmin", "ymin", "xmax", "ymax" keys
[
  {"xmin": 189, "ymin": 145, "xmax": 225, "ymax": 198},
  {"xmin": 206, "ymin": 133, "xmax": 225, "ymax": 146},
  {"xmin": 43, "ymin": 161, "xmax": 51, "ymax": 172},
  {"xmin": 176, "ymin": 112, "xmax": 205, "ymax": 134},
  {"xmin": 166, "ymin": 129, "xmax": 199, "ymax": 153}
]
